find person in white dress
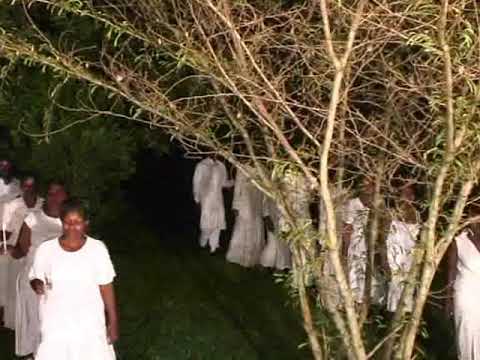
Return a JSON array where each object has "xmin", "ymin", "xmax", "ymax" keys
[
  {"xmin": 278, "ymin": 169, "xmax": 315, "ymax": 283},
  {"xmin": 0, "ymin": 159, "xmax": 20, "ymax": 326},
  {"xmin": 3, "ymin": 181, "xmax": 67, "ymax": 358},
  {"xmin": 227, "ymin": 169, "xmax": 265, "ymax": 267},
  {"xmin": 193, "ymin": 157, "xmax": 233, "ymax": 253},
  {"xmin": 447, "ymin": 205, "xmax": 480, "ymax": 360},
  {"xmin": 385, "ymin": 183, "xmax": 420, "ymax": 313},
  {"xmin": 1, "ymin": 176, "xmax": 43, "ymax": 330},
  {"xmin": 29, "ymin": 198, "xmax": 118, "ymax": 360},
  {"xmin": 342, "ymin": 178, "xmax": 386, "ymax": 304},
  {"xmin": 259, "ymin": 196, "xmax": 292, "ymax": 270}
]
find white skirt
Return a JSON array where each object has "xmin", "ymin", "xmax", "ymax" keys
[
  {"xmin": 455, "ymin": 279, "xmax": 480, "ymax": 360},
  {"xmin": 259, "ymin": 231, "xmax": 291, "ymax": 270},
  {"xmin": 4, "ymin": 258, "xmax": 23, "ymax": 329},
  {"xmin": 36, "ymin": 336, "xmax": 115, "ymax": 360},
  {"xmin": 15, "ymin": 267, "xmax": 41, "ymax": 356},
  {"xmin": 0, "ymin": 256, "xmax": 8, "ymax": 307}
]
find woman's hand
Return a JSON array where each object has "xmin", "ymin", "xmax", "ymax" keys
[{"xmin": 30, "ymin": 279, "xmax": 46, "ymax": 295}]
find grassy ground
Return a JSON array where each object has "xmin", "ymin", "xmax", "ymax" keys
[{"xmin": 0, "ymin": 214, "xmax": 310, "ymax": 360}]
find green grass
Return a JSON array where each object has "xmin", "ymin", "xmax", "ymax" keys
[{"xmin": 0, "ymin": 215, "xmax": 310, "ymax": 360}]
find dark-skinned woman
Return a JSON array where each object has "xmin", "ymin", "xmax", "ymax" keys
[{"xmin": 29, "ymin": 198, "xmax": 118, "ymax": 360}]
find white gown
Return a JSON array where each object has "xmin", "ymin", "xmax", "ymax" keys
[
  {"xmin": 343, "ymin": 197, "xmax": 384, "ymax": 304},
  {"xmin": 30, "ymin": 237, "xmax": 116, "ymax": 360},
  {"xmin": 16, "ymin": 210, "xmax": 63, "ymax": 356},
  {"xmin": 193, "ymin": 158, "xmax": 232, "ymax": 252},
  {"xmin": 454, "ymin": 231, "xmax": 480, "ymax": 360},
  {"xmin": 260, "ymin": 197, "xmax": 291, "ymax": 269},
  {"xmin": 0, "ymin": 178, "xmax": 20, "ymax": 308},
  {"xmin": 279, "ymin": 170, "xmax": 315, "ymax": 284},
  {"xmin": 227, "ymin": 171, "xmax": 265, "ymax": 267},
  {"xmin": 386, "ymin": 219, "xmax": 420, "ymax": 312},
  {"xmin": 2, "ymin": 197, "xmax": 44, "ymax": 329}
]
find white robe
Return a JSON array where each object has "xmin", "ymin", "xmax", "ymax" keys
[
  {"xmin": 30, "ymin": 237, "xmax": 116, "ymax": 360},
  {"xmin": 454, "ymin": 231, "xmax": 480, "ymax": 360},
  {"xmin": 279, "ymin": 170, "xmax": 315, "ymax": 284},
  {"xmin": 227, "ymin": 171, "xmax": 265, "ymax": 267},
  {"xmin": 193, "ymin": 158, "xmax": 232, "ymax": 251},
  {"xmin": 260, "ymin": 197, "xmax": 291, "ymax": 270},
  {"xmin": 386, "ymin": 219, "xmax": 420, "ymax": 312},
  {"xmin": 0, "ymin": 179, "xmax": 20, "ymax": 309},
  {"xmin": 2, "ymin": 196, "xmax": 44, "ymax": 329},
  {"xmin": 278, "ymin": 170, "xmax": 312, "ymax": 233},
  {"xmin": 343, "ymin": 197, "xmax": 384, "ymax": 304},
  {"xmin": 16, "ymin": 210, "xmax": 63, "ymax": 356}
]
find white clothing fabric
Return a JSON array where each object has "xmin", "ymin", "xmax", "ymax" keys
[
  {"xmin": 278, "ymin": 170, "xmax": 312, "ymax": 232},
  {"xmin": 199, "ymin": 228, "xmax": 221, "ymax": 252},
  {"xmin": 3, "ymin": 196, "xmax": 44, "ymax": 329},
  {"xmin": 454, "ymin": 231, "xmax": 480, "ymax": 360},
  {"xmin": 0, "ymin": 178, "xmax": 21, "ymax": 203},
  {"xmin": 30, "ymin": 237, "xmax": 116, "ymax": 360},
  {"xmin": 0, "ymin": 178, "xmax": 20, "ymax": 308},
  {"xmin": 260, "ymin": 197, "xmax": 291, "ymax": 270},
  {"xmin": 343, "ymin": 197, "xmax": 384, "ymax": 304},
  {"xmin": 278, "ymin": 170, "xmax": 315, "ymax": 284},
  {"xmin": 227, "ymin": 171, "xmax": 265, "ymax": 267},
  {"xmin": 386, "ymin": 220, "xmax": 420, "ymax": 312},
  {"xmin": 193, "ymin": 158, "xmax": 232, "ymax": 252},
  {"xmin": 16, "ymin": 210, "xmax": 63, "ymax": 356}
]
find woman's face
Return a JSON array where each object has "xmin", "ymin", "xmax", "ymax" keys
[
  {"xmin": 46, "ymin": 184, "xmax": 67, "ymax": 209},
  {"xmin": 62, "ymin": 211, "xmax": 88, "ymax": 237}
]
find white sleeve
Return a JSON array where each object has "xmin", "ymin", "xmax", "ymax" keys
[
  {"xmin": 220, "ymin": 163, "xmax": 233, "ymax": 188},
  {"xmin": 0, "ymin": 203, "xmax": 6, "ymax": 230},
  {"xmin": 29, "ymin": 243, "xmax": 48, "ymax": 281},
  {"xmin": 95, "ymin": 242, "xmax": 116, "ymax": 285},
  {"xmin": 2, "ymin": 200, "xmax": 17, "ymax": 232},
  {"xmin": 193, "ymin": 162, "xmax": 205, "ymax": 203},
  {"xmin": 24, "ymin": 213, "xmax": 37, "ymax": 229},
  {"xmin": 232, "ymin": 173, "xmax": 246, "ymax": 211},
  {"xmin": 263, "ymin": 197, "xmax": 271, "ymax": 217}
]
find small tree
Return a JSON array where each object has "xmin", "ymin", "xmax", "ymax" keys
[{"xmin": 0, "ymin": 1, "xmax": 479, "ymax": 358}]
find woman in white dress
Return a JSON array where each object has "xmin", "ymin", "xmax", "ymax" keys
[
  {"xmin": 447, "ymin": 205, "xmax": 480, "ymax": 360},
  {"xmin": 2, "ymin": 176, "xmax": 43, "ymax": 330},
  {"xmin": 0, "ymin": 159, "xmax": 20, "ymax": 325},
  {"xmin": 29, "ymin": 198, "xmax": 118, "ymax": 360},
  {"xmin": 227, "ymin": 170, "xmax": 265, "ymax": 267},
  {"xmin": 259, "ymin": 196, "xmax": 291, "ymax": 270},
  {"xmin": 193, "ymin": 157, "xmax": 233, "ymax": 253},
  {"xmin": 385, "ymin": 183, "xmax": 420, "ymax": 313},
  {"xmin": 278, "ymin": 169, "xmax": 315, "ymax": 284},
  {"xmin": 342, "ymin": 178, "xmax": 385, "ymax": 304},
  {"xmin": 4, "ymin": 181, "xmax": 67, "ymax": 358}
]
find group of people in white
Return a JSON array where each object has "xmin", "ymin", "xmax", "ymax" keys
[
  {"xmin": 193, "ymin": 157, "xmax": 480, "ymax": 359},
  {"xmin": 0, "ymin": 159, "xmax": 118, "ymax": 360},
  {"xmin": 1, "ymin": 153, "xmax": 478, "ymax": 359},
  {"xmin": 193, "ymin": 158, "xmax": 292, "ymax": 270}
]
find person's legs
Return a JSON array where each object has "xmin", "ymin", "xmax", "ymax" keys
[
  {"xmin": 199, "ymin": 229, "xmax": 210, "ymax": 248},
  {"xmin": 209, "ymin": 229, "xmax": 221, "ymax": 253}
]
